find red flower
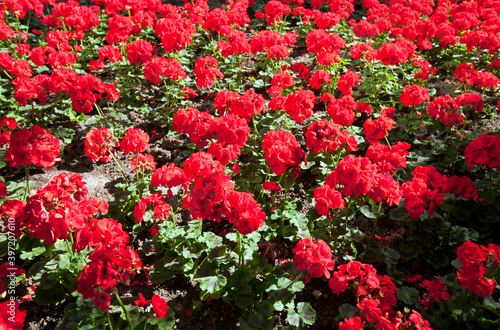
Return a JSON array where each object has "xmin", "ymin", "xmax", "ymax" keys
[
  {"xmin": 4, "ymin": 125, "xmax": 60, "ymax": 170},
  {"xmin": 224, "ymin": 191, "xmax": 266, "ymax": 235},
  {"xmin": 262, "ymin": 130, "xmax": 304, "ymax": 175},
  {"xmin": 292, "ymin": 238, "xmax": 335, "ymax": 278},
  {"xmin": 464, "ymin": 135, "xmax": 500, "ymax": 170},
  {"xmin": 309, "ymin": 70, "xmax": 331, "ymax": 90},
  {"xmin": 0, "ymin": 300, "xmax": 26, "ymax": 329},
  {"xmin": 306, "ymin": 119, "xmax": 357, "ymax": 154},
  {"xmin": 263, "ymin": 181, "xmax": 281, "ymax": 192},
  {"xmin": 120, "ymin": 128, "xmax": 150, "ymax": 155},
  {"xmin": 284, "ymin": 89, "xmax": 317, "ymax": 123},
  {"xmin": 134, "ymin": 293, "xmax": 151, "ymax": 307},
  {"xmin": 363, "ymin": 114, "xmax": 396, "ymax": 142},
  {"xmin": 337, "ymin": 69, "xmax": 360, "ymax": 95},
  {"xmin": 130, "ymin": 153, "xmax": 156, "ymax": 172},
  {"xmin": 339, "ymin": 316, "xmax": 365, "ymax": 330},
  {"xmin": 327, "ymin": 95, "xmax": 357, "ymax": 127},
  {"xmin": 126, "ymin": 40, "xmax": 154, "ymax": 65},
  {"xmin": 313, "ymin": 185, "xmax": 345, "ymax": 216},
  {"xmin": 194, "ymin": 56, "xmax": 223, "ymax": 88},
  {"xmin": 85, "ymin": 127, "xmax": 115, "ymax": 163},
  {"xmin": 264, "ymin": 1, "xmax": 291, "ymax": 26},
  {"xmin": 152, "ymin": 295, "xmax": 168, "ymax": 318},
  {"xmin": 143, "ymin": 57, "xmax": 186, "ymax": 84},
  {"xmin": 400, "ymin": 84, "xmax": 429, "ymax": 107}
]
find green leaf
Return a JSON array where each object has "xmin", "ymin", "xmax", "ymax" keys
[
  {"xmin": 360, "ymin": 205, "xmax": 376, "ymax": 219},
  {"xmin": 20, "ymin": 246, "xmax": 46, "ymax": 260},
  {"xmin": 296, "ymin": 302, "xmax": 316, "ymax": 325},
  {"xmin": 287, "ymin": 310, "xmax": 300, "ymax": 327},
  {"xmin": 199, "ymin": 275, "xmax": 227, "ymax": 294},
  {"xmin": 396, "ymin": 286, "xmax": 419, "ymax": 305}
]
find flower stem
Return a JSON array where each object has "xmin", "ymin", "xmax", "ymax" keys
[
  {"xmin": 237, "ymin": 231, "xmax": 244, "ymax": 267},
  {"xmin": 24, "ymin": 164, "xmax": 31, "ymax": 200},
  {"xmin": 369, "ymin": 202, "xmax": 383, "ymax": 243},
  {"xmin": 114, "ymin": 291, "xmax": 133, "ymax": 330},
  {"xmin": 107, "ymin": 311, "xmax": 114, "ymax": 330},
  {"xmin": 109, "ymin": 151, "xmax": 129, "ymax": 185}
]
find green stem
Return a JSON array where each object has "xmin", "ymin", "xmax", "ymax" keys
[
  {"xmin": 257, "ymin": 167, "xmax": 271, "ymax": 201},
  {"xmin": 135, "ymin": 152, "xmax": 139, "ymax": 182},
  {"xmin": 198, "ymin": 219, "xmax": 203, "ymax": 235},
  {"xmin": 252, "ymin": 116, "xmax": 259, "ymax": 137},
  {"xmin": 107, "ymin": 311, "xmax": 114, "ymax": 330},
  {"xmin": 171, "ymin": 210, "xmax": 177, "ymax": 230},
  {"xmin": 384, "ymin": 136, "xmax": 392, "ymax": 148},
  {"xmin": 114, "ymin": 291, "xmax": 133, "ymax": 330},
  {"xmin": 368, "ymin": 202, "xmax": 383, "ymax": 244},
  {"xmin": 444, "ymin": 195, "xmax": 458, "ymax": 221},
  {"xmin": 489, "ymin": 168, "xmax": 493, "ymax": 190},
  {"xmin": 286, "ymin": 270, "xmax": 307, "ymax": 289},
  {"xmin": 237, "ymin": 231, "xmax": 244, "ymax": 267},
  {"xmin": 109, "ymin": 151, "xmax": 129, "ymax": 185},
  {"xmin": 24, "ymin": 164, "xmax": 31, "ymax": 200}
]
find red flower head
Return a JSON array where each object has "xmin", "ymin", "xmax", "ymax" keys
[
  {"xmin": 284, "ymin": 89, "xmax": 317, "ymax": 123},
  {"xmin": 152, "ymin": 294, "xmax": 168, "ymax": 318},
  {"xmin": 84, "ymin": 127, "xmax": 115, "ymax": 163},
  {"xmin": 126, "ymin": 40, "xmax": 154, "ymax": 65},
  {"xmin": 337, "ymin": 69, "xmax": 360, "ymax": 95},
  {"xmin": 130, "ymin": 153, "xmax": 156, "ymax": 172},
  {"xmin": 144, "ymin": 57, "xmax": 186, "ymax": 84},
  {"xmin": 400, "ymin": 84, "xmax": 429, "ymax": 107},
  {"xmin": 464, "ymin": 135, "xmax": 500, "ymax": 170},
  {"xmin": 292, "ymin": 238, "xmax": 335, "ymax": 278},
  {"xmin": 194, "ymin": 56, "xmax": 223, "ymax": 88},
  {"xmin": 0, "ymin": 300, "xmax": 26, "ymax": 329},
  {"xmin": 4, "ymin": 125, "xmax": 60, "ymax": 171},
  {"xmin": 314, "ymin": 185, "xmax": 345, "ymax": 216},
  {"xmin": 327, "ymin": 95, "xmax": 357, "ymax": 127},
  {"xmin": 309, "ymin": 70, "xmax": 332, "ymax": 90},
  {"xmin": 120, "ymin": 128, "xmax": 150, "ymax": 155},
  {"xmin": 264, "ymin": 1, "xmax": 291, "ymax": 26},
  {"xmin": 262, "ymin": 130, "xmax": 304, "ymax": 175},
  {"xmin": 305, "ymin": 119, "xmax": 357, "ymax": 154}
]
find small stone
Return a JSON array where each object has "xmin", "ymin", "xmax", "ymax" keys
[{"xmin": 313, "ymin": 290, "xmax": 322, "ymax": 299}]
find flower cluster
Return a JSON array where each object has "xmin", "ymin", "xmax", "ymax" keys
[
  {"xmin": 4, "ymin": 125, "xmax": 60, "ymax": 171},
  {"xmin": 305, "ymin": 119, "xmax": 357, "ymax": 154},
  {"xmin": 262, "ymin": 130, "xmax": 304, "ymax": 176},
  {"xmin": 283, "ymin": 89, "xmax": 317, "ymax": 123},
  {"xmin": 456, "ymin": 241, "xmax": 499, "ymax": 297},
  {"xmin": 84, "ymin": 127, "xmax": 116, "ymax": 163},
  {"xmin": 292, "ymin": 238, "xmax": 336, "ymax": 280},
  {"xmin": 172, "ymin": 107, "xmax": 216, "ymax": 147},
  {"xmin": 401, "ymin": 166, "xmax": 448, "ymax": 220},
  {"xmin": 194, "ymin": 56, "xmax": 224, "ymax": 88},
  {"xmin": 464, "ymin": 135, "xmax": 500, "ymax": 170},
  {"xmin": 182, "ymin": 152, "xmax": 265, "ymax": 234},
  {"xmin": 120, "ymin": 128, "xmax": 150, "ymax": 155},
  {"xmin": 427, "ymin": 96, "xmax": 464, "ymax": 127},
  {"xmin": 207, "ymin": 114, "xmax": 250, "ymax": 165},
  {"xmin": 133, "ymin": 192, "xmax": 171, "ymax": 234}
]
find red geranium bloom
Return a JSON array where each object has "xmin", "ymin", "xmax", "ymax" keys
[
  {"xmin": 262, "ymin": 130, "xmax": 304, "ymax": 175},
  {"xmin": 194, "ymin": 56, "xmax": 223, "ymax": 88},
  {"xmin": 152, "ymin": 295, "xmax": 168, "ymax": 318},
  {"xmin": 292, "ymin": 238, "xmax": 335, "ymax": 278},
  {"xmin": 400, "ymin": 84, "xmax": 429, "ymax": 107},
  {"xmin": 0, "ymin": 300, "xmax": 26, "ymax": 329},
  {"xmin": 84, "ymin": 127, "xmax": 115, "ymax": 163},
  {"xmin": 4, "ymin": 125, "xmax": 61, "ymax": 170},
  {"xmin": 120, "ymin": 128, "xmax": 150, "ymax": 155},
  {"xmin": 464, "ymin": 135, "xmax": 500, "ymax": 170},
  {"xmin": 130, "ymin": 153, "xmax": 156, "ymax": 172}
]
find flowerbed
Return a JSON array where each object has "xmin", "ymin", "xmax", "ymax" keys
[{"xmin": 0, "ymin": 0, "xmax": 499, "ymax": 328}]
